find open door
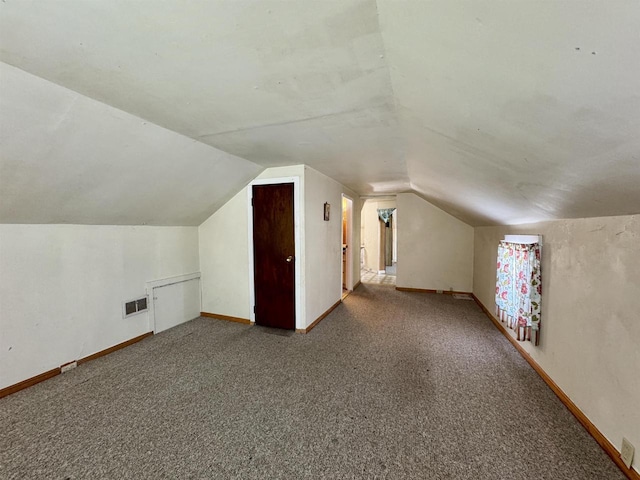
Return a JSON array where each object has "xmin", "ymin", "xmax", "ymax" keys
[
  {"xmin": 341, "ymin": 195, "xmax": 353, "ymax": 294},
  {"xmin": 252, "ymin": 183, "xmax": 296, "ymax": 330}
]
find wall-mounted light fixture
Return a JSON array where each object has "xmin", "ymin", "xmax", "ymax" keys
[{"xmin": 324, "ymin": 202, "xmax": 330, "ymax": 221}]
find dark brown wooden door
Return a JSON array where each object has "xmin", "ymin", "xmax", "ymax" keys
[{"xmin": 252, "ymin": 183, "xmax": 295, "ymax": 330}]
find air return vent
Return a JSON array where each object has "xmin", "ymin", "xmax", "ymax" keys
[{"xmin": 123, "ymin": 296, "xmax": 148, "ymax": 318}]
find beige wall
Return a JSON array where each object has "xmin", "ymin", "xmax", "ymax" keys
[
  {"xmin": 199, "ymin": 166, "xmax": 305, "ymax": 322},
  {"xmin": 199, "ymin": 165, "xmax": 360, "ymax": 329},
  {"xmin": 396, "ymin": 193, "xmax": 474, "ymax": 292},
  {"xmin": 304, "ymin": 166, "xmax": 360, "ymax": 326},
  {"xmin": 199, "ymin": 188, "xmax": 251, "ymax": 319},
  {"xmin": 0, "ymin": 225, "xmax": 199, "ymax": 390},
  {"xmin": 473, "ymin": 215, "xmax": 639, "ymax": 473}
]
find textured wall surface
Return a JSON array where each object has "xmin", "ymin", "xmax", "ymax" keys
[{"xmin": 474, "ymin": 215, "xmax": 640, "ymax": 473}]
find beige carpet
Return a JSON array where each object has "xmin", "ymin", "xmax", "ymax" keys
[{"xmin": 0, "ymin": 284, "xmax": 625, "ymax": 479}]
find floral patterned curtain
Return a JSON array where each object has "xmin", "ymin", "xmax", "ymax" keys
[{"xmin": 495, "ymin": 241, "xmax": 542, "ymax": 345}]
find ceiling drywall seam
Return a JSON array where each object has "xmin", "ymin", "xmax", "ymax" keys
[
  {"xmin": 373, "ymin": 1, "xmax": 477, "ymax": 226},
  {"xmin": 197, "ymin": 104, "xmax": 390, "ymax": 140},
  {"xmin": 372, "ymin": 3, "xmax": 504, "ymax": 227},
  {"xmin": 371, "ymin": 0, "xmax": 409, "ymax": 197},
  {"xmin": 48, "ymin": 95, "xmax": 79, "ymax": 134},
  {"xmin": 3, "ymin": 1, "xmax": 639, "ymax": 226}
]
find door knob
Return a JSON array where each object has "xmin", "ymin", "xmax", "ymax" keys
[{"xmin": 286, "ymin": 255, "xmax": 294, "ymax": 263}]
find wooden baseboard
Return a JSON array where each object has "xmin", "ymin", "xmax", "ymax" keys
[
  {"xmin": 396, "ymin": 287, "xmax": 472, "ymax": 296},
  {"xmin": 78, "ymin": 331, "xmax": 153, "ymax": 365},
  {"xmin": 472, "ymin": 294, "xmax": 639, "ymax": 480},
  {"xmin": 0, "ymin": 368, "xmax": 60, "ymax": 399},
  {"xmin": 0, "ymin": 331, "xmax": 153, "ymax": 400},
  {"xmin": 201, "ymin": 312, "xmax": 251, "ymax": 325},
  {"xmin": 296, "ymin": 299, "xmax": 342, "ymax": 334}
]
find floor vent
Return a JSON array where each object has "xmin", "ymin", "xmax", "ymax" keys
[
  {"xmin": 123, "ymin": 296, "xmax": 148, "ymax": 318},
  {"xmin": 452, "ymin": 294, "xmax": 474, "ymax": 300}
]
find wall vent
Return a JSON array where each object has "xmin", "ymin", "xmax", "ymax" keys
[{"xmin": 123, "ymin": 296, "xmax": 148, "ymax": 318}]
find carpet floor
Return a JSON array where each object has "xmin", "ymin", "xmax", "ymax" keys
[{"xmin": 0, "ymin": 284, "xmax": 625, "ymax": 479}]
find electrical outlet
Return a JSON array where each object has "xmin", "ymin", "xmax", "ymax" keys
[
  {"xmin": 61, "ymin": 361, "xmax": 77, "ymax": 373},
  {"xmin": 621, "ymin": 437, "xmax": 635, "ymax": 469},
  {"xmin": 436, "ymin": 289, "xmax": 443, "ymax": 294}
]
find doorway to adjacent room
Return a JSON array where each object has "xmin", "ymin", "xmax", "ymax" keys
[
  {"xmin": 360, "ymin": 198, "xmax": 397, "ymax": 286},
  {"xmin": 341, "ymin": 194, "xmax": 354, "ymax": 299}
]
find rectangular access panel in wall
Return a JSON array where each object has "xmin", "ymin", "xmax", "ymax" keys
[{"xmin": 152, "ymin": 277, "xmax": 201, "ymax": 334}]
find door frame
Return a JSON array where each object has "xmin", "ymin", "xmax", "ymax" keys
[
  {"xmin": 247, "ymin": 176, "xmax": 303, "ymax": 329},
  {"xmin": 341, "ymin": 194, "xmax": 354, "ymax": 291},
  {"xmin": 378, "ymin": 217, "xmax": 386, "ymax": 274}
]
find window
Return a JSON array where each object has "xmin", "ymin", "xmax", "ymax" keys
[{"xmin": 495, "ymin": 236, "xmax": 542, "ymax": 345}]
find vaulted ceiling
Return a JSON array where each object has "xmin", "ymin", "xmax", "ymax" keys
[{"xmin": 1, "ymin": 0, "xmax": 639, "ymax": 226}]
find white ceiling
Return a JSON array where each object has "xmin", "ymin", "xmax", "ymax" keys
[
  {"xmin": 0, "ymin": 63, "xmax": 262, "ymax": 225},
  {"xmin": 1, "ymin": 0, "xmax": 639, "ymax": 226}
]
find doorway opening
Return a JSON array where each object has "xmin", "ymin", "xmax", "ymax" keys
[
  {"xmin": 360, "ymin": 198, "xmax": 397, "ymax": 286},
  {"xmin": 379, "ymin": 208, "xmax": 397, "ymax": 276},
  {"xmin": 341, "ymin": 195, "xmax": 354, "ymax": 299}
]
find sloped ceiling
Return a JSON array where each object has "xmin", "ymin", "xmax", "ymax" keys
[
  {"xmin": 1, "ymin": 0, "xmax": 639, "ymax": 226},
  {"xmin": 0, "ymin": 63, "xmax": 263, "ymax": 225}
]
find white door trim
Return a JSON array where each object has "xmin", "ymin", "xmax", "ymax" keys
[{"xmin": 342, "ymin": 194, "xmax": 354, "ymax": 291}]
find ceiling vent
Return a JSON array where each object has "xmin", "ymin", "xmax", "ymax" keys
[{"xmin": 123, "ymin": 296, "xmax": 148, "ymax": 319}]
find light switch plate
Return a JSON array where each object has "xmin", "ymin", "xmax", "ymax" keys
[{"xmin": 621, "ymin": 437, "xmax": 635, "ymax": 469}]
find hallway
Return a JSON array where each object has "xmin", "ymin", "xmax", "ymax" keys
[{"xmin": 360, "ymin": 268, "xmax": 396, "ymax": 286}]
